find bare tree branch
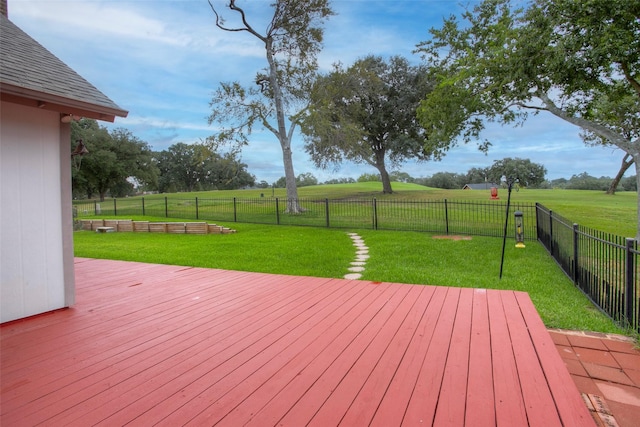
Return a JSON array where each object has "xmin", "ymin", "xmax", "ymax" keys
[
  {"xmin": 207, "ymin": 0, "xmax": 265, "ymax": 41},
  {"xmin": 538, "ymin": 91, "xmax": 634, "ymax": 153}
]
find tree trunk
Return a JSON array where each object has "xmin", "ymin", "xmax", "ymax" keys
[
  {"xmin": 281, "ymin": 144, "xmax": 302, "ymax": 212},
  {"xmin": 264, "ymin": 38, "xmax": 301, "ymax": 213},
  {"xmin": 374, "ymin": 148, "xmax": 393, "ymax": 194},
  {"xmin": 606, "ymin": 153, "xmax": 634, "ymax": 195},
  {"xmin": 379, "ymin": 168, "xmax": 392, "ymax": 194}
]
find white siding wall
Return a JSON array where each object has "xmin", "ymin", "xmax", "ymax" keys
[{"xmin": 1, "ymin": 101, "xmax": 72, "ymax": 322}]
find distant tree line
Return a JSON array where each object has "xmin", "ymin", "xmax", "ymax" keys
[
  {"xmin": 71, "ymin": 119, "xmax": 254, "ymax": 200},
  {"xmin": 413, "ymin": 171, "xmax": 636, "ymax": 191},
  {"xmin": 548, "ymin": 173, "xmax": 637, "ymax": 191},
  {"xmin": 155, "ymin": 142, "xmax": 254, "ymax": 193},
  {"xmin": 268, "ymin": 156, "xmax": 636, "ymax": 192}
]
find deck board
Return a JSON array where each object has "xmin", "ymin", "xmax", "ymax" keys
[
  {"xmin": 464, "ymin": 289, "xmax": 495, "ymax": 427},
  {"xmin": 488, "ymin": 290, "xmax": 529, "ymax": 426},
  {"xmin": 432, "ymin": 287, "xmax": 473, "ymax": 426},
  {"xmin": 1, "ymin": 258, "xmax": 594, "ymax": 426}
]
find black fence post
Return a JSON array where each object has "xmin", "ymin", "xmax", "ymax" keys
[
  {"xmin": 94, "ymin": 200, "xmax": 97, "ymax": 215},
  {"xmin": 196, "ymin": 197, "xmax": 199, "ymax": 220},
  {"xmin": 573, "ymin": 223, "xmax": 579, "ymax": 284},
  {"xmin": 275, "ymin": 198, "xmax": 280, "ymax": 225},
  {"xmin": 113, "ymin": 198, "xmax": 117, "ymax": 216},
  {"xmin": 625, "ymin": 238, "xmax": 636, "ymax": 328},
  {"xmin": 325, "ymin": 198, "xmax": 330, "ymax": 228},
  {"xmin": 372, "ymin": 198, "xmax": 378, "ymax": 230},
  {"xmin": 444, "ymin": 199, "xmax": 449, "ymax": 235},
  {"xmin": 549, "ymin": 210, "xmax": 554, "ymax": 254},
  {"xmin": 233, "ymin": 197, "xmax": 237, "ymax": 222},
  {"xmin": 142, "ymin": 197, "xmax": 145, "ymax": 216},
  {"xmin": 165, "ymin": 196, "xmax": 168, "ymax": 218},
  {"xmin": 535, "ymin": 203, "xmax": 540, "ymax": 241}
]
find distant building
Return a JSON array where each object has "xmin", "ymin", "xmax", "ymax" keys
[
  {"xmin": 462, "ymin": 183, "xmax": 499, "ymax": 190},
  {"xmin": 1, "ymin": 0, "xmax": 128, "ymax": 322}
]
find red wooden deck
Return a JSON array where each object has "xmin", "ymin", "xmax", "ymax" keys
[{"xmin": 1, "ymin": 258, "xmax": 593, "ymax": 426}]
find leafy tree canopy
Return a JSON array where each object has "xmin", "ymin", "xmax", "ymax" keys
[
  {"xmin": 487, "ymin": 157, "xmax": 547, "ymax": 187},
  {"xmin": 71, "ymin": 119, "xmax": 158, "ymax": 201},
  {"xmin": 155, "ymin": 142, "xmax": 254, "ymax": 193},
  {"xmin": 300, "ymin": 55, "xmax": 434, "ymax": 194}
]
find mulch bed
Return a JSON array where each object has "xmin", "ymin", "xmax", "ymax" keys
[{"xmin": 432, "ymin": 235, "xmax": 473, "ymax": 241}]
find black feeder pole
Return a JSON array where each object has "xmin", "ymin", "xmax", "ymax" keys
[{"xmin": 499, "ymin": 177, "xmax": 516, "ymax": 279}]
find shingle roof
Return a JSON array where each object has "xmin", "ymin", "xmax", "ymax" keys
[
  {"xmin": 0, "ymin": 14, "xmax": 127, "ymax": 122},
  {"xmin": 462, "ymin": 183, "xmax": 499, "ymax": 190}
]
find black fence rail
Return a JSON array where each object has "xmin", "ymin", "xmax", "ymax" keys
[
  {"xmin": 537, "ymin": 203, "xmax": 639, "ymax": 332},
  {"xmin": 73, "ymin": 197, "xmax": 538, "ymax": 240}
]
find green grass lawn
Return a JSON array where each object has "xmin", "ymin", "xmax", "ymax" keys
[
  {"xmin": 75, "ymin": 222, "xmax": 355, "ymax": 278},
  {"xmin": 358, "ymin": 230, "xmax": 617, "ymax": 333},
  {"xmin": 74, "ymin": 220, "xmax": 625, "ymax": 335}
]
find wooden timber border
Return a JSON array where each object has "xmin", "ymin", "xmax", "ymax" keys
[{"xmin": 80, "ymin": 219, "xmax": 236, "ymax": 234}]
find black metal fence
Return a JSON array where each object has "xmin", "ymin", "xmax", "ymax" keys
[
  {"xmin": 537, "ymin": 203, "xmax": 639, "ymax": 332},
  {"xmin": 72, "ymin": 196, "xmax": 639, "ymax": 332},
  {"xmin": 73, "ymin": 197, "xmax": 538, "ymax": 239}
]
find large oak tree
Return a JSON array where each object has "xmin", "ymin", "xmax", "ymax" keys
[
  {"xmin": 300, "ymin": 55, "xmax": 433, "ymax": 194},
  {"xmin": 416, "ymin": 0, "xmax": 640, "ymax": 238}
]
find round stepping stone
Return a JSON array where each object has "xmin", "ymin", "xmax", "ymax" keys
[
  {"xmin": 351, "ymin": 261, "xmax": 366, "ymax": 266},
  {"xmin": 344, "ymin": 273, "xmax": 362, "ymax": 280},
  {"xmin": 348, "ymin": 266, "xmax": 365, "ymax": 272}
]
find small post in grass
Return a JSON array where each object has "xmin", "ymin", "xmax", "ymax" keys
[{"xmin": 499, "ymin": 176, "xmax": 517, "ymax": 279}]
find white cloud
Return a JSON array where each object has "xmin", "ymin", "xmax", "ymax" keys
[{"xmin": 11, "ymin": 0, "xmax": 189, "ymax": 45}]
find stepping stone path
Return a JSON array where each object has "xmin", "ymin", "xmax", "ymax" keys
[{"xmin": 344, "ymin": 233, "xmax": 369, "ymax": 280}]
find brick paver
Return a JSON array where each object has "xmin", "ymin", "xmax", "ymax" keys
[{"xmin": 550, "ymin": 329, "xmax": 640, "ymax": 427}]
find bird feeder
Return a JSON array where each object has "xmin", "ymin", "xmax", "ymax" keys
[
  {"xmin": 490, "ymin": 186, "xmax": 499, "ymax": 200},
  {"xmin": 514, "ymin": 210, "xmax": 525, "ymax": 248}
]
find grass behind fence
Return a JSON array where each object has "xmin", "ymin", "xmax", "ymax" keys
[
  {"xmin": 75, "ymin": 196, "xmax": 539, "ymax": 240},
  {"xmin": 73, "ymin": 183, "xmax": 637, "ymax": 237}
]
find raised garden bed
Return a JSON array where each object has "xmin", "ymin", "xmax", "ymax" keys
[{"xmin": 80, "ymin": 219, "xmax": 236, "ymax": 234}]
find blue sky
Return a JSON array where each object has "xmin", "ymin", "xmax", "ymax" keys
[{"xmin": 9, "ymin": 0, "xmax": 624, "ymax": 184}]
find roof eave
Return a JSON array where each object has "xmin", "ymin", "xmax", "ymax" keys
[{"xmin": 0, "ymin": 83, "xmax": 128, "ymax": 123}]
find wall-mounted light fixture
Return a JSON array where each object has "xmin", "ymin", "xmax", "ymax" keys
[{"xmin": 61, "ymin": 114, "xmax": 81, "ymax": 123}]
